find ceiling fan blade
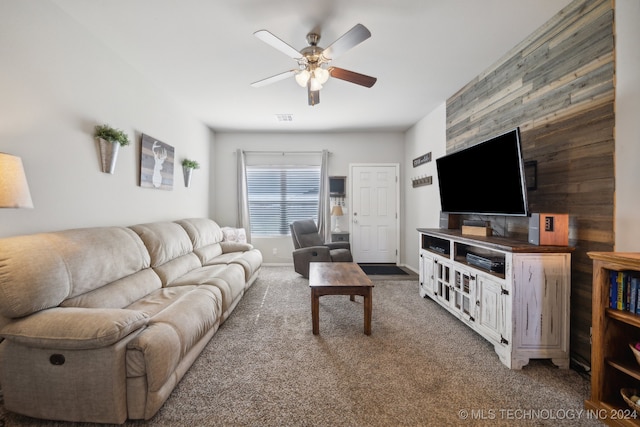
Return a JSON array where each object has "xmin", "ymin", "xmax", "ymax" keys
[
  {"xmin": 251, "ymin": 70, "xmax": 296, "ymax": 88},
  {"xmin": 308, "ymin": 85, "xmax": 320, "ymax": 106},
  {"xmin": 322, "ymin": 24, "xmax": 371, "ymax": 60},
  {"xmin": 254, "ymin": 30, "xmax": 302, "ymax": 60},
  {"xmin": 329, "ymin": 67, "xmax": 377, "ymax": 88}
]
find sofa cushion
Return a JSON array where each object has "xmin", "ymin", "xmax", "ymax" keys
[
  {"xmin": 152, "ymin": 253, "xmax": 202, "ymax": 286},
  {"xmin": 192, "ymin": 243, "xmax": 224, "ymax": 265},
  {"xmin": 129, "ymin": 222, "xmax": 193, "ymax": 268},
  {"xmin": 206, "ymin": 249, "xmax": 263, "ymax": 282},
  {"xmin": 221, "ymin": 241, "xmax": 253, "ymax": 253},
  {"xmin": 130, "ymin": 222, "xmax": 202, "ymax": 286},
  {"xmin": 175, "ymin": 218, "xmax": 229, "ymax": 266},
  {"xmin": 175, "ymin": 218, "xmax": 224, "ymax": 247},
  {"xmin": 61, "ymin": 269, "xmax": 162, "ymax": 309},
  {"xmin": 0, "ymin": 307, "xmax": 148, "ymax": 350},
  {"xmin": 168, "ymin": 264, "xmax": 245, "ymax": 319},
  {"xmin": 0, "ymin": 227, "xmax": 150, "ymax": 318},
  {"xmin": 125, "ymin": 286, "xmax": 221, "ymax": 392},
  {"xmin": 125, "ymin": 285, "xmax": 222, "ymax": 321},
  {"xmin": 0, "ymin": 235, "xmax": 69, "ymax": 317}
]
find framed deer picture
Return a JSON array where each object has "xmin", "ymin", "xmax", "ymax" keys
[{"xmin": 140, "ymin": 133, "xmax": 174, "ymax": 190}]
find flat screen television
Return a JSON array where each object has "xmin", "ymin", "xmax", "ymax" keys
[{"xmin": 436, "ymin": 128, "xmax": 529, "ymax": 216}]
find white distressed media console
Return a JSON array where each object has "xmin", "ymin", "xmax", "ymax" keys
[{"xmin": 417, "ymin": 228, "xmax": 572, "ymax": 369}]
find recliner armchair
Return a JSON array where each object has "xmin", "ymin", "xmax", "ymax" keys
[{"xmin": 290, "ymin": 219, "xmax": 353, "ymax": 278}]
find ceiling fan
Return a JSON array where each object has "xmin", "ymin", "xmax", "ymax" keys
[{"xmin": 250, "ymin": 24, "xmax": 377, "ymax": 106}]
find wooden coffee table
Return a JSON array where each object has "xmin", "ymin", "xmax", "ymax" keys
[{"xmin": 308, "ymin": 262, "xmax": 374, "ymax": 335}]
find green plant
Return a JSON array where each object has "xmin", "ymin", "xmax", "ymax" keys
[
  {"xmin": 94, "ymin": 124, "xmax": 130, "ymax": 146},
  {"xmin": 182, "ymin": 159, "xmax": 200, "ymax": 169}
]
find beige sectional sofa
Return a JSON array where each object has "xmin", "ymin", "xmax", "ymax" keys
[{"xmin": 0, "ymin": 218, "xmax": 262, "ymax": 424}]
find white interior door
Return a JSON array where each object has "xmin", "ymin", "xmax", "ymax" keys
[{"xmin": 349, "ymin": 164, "xmax": 399, "ymax": 263}]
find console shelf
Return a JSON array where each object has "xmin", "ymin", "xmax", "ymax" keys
[{"xmin": 418, "ymin": 228, "xmax": 572, "ymax": 369}]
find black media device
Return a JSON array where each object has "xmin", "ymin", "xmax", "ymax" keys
[
  {"xmin": 436, "ymin": 128, "xmax": 529, "ymax": 216},
  {"xmin": 429, "ymin": 245, "xmax": 447, "ymax": 254},
  {"xmin": 466, "ymin": 253, "xmax": 505, "ymax": 274}
]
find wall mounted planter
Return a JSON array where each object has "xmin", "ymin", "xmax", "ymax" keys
[
  {"xmin": 183, "ymin": 166, "xmax": 193, "ymax": 187},
  {"xmin": 97, "ymin": 138, "xmax": 120, "ymax": 174},
  {"xmin": 181, "ymin": 159, "xmax": 199, "ymax": 188}
]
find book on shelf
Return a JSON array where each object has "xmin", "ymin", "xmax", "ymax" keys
[
  {"xmin": 609, "ymin": 270, "xmax": 640, "ymax": 314},
  {"xmin": 635, "ymin": 276, "xmax": 640, "ymax": 315},
  {"xmin": 631, "ymin": 276, "xmax": 638, "ymax": 314}
]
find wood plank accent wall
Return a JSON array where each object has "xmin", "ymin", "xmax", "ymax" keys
[{"xmin": 445, "ymin": 0, "xmax": 614, "ymax": 367}]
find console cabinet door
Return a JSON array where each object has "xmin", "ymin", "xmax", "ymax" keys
[
  {"xmin": 453, "ymin": 268, "xmax": 476, "ymax": 323},
  {"xmin": 476, "ymin": 275, "xmax": 506, "ymax": 345},
  {"xmin": 512, "ymin": 254, "xmax": 570, "ymax": 355},
  {"xmin": 419, "ymin": 250, "xmax": 434, "ymax": 298},
  {"xmin": 434, "ymin": 259, "xmax": 453, "ymax": 307}
]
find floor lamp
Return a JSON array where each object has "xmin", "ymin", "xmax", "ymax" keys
[{"xmin": 0, "ymin": 153, "xmax": 34, "ymax": 208}]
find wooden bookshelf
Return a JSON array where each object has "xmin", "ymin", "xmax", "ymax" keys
[{"xmin": 586, "ymin": 252, "xmax": 640, "ymax": 426}]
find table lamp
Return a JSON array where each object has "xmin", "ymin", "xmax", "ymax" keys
[
  {"xmin": 331, "ymin": 205, "xmax": 343, "ymax": 232},
  {"xmin": 0, "ymin": 153, "xmax": 34, "ymax": 208}
]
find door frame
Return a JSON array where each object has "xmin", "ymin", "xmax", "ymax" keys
[{"xmin": 348, "ymin": 163, "xmax": 401, "ymax": 264}]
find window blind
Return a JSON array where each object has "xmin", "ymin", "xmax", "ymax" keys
[{"xmin": 246, "ymin": 166, "xmax": 320, "ymax": 236}]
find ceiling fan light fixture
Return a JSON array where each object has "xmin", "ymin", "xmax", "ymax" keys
[
  {"xmin": 295, "ymin": 70, "xmax": 310, "ymax": 87},
  {"xmin": 314, "ymin": 67, "xmax": 329, "ymax": 84},
  {"xmin": 309, "ymin": 77, "xmax": 323, "ymax": 91},
  {"xmin": 252, "ymin": 24, "xmax": 376, "ymax": 105}
]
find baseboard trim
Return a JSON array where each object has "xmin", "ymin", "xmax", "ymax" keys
[
  {"xmin": 400, "ymin": 263, "xmax": 419, "ymax": 275},
  {"xmin": 261, "ymin": 262, "xmax": 419, "ymax": 275}
]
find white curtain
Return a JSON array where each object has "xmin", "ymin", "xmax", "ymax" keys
[
  {"xmin": 236, "ymin": 149, "xmax": 252, "ymax": 243},
  {"xmin": 317, "ymin": 149, "xmax": 331, "ymax": 243}
]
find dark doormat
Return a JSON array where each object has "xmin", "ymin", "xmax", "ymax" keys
[{"xmin": 358, "ymin": 264, "xmax": 409, "ymax": 275}]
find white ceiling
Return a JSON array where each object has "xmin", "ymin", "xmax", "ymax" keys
[{"xmin": 51, "ymin": 0, "xmax": 572, "ymax": 133}]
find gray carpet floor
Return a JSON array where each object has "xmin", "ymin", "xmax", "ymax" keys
[{"xmin": 0, "ymin": 266, "xmax": 603, "ymax": 426}]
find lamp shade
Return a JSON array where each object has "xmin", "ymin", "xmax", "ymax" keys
[
  {"xmin": 295, "ymin": 69, "xmax": 310, "ymax": 87},
  {"xmin": 331, "ymin": 205, "xmax": 343, "ymax": 216},
  {"xmin": 0, "ymin": 153, "xmax": 34, "ymax": 208},
  {"xmin": 309, "ymin": 77, "xmax": 323, "ymax": 91},
  {"xmin": 314, "ymin": 67, "xmax": 329, "ymax": 84}
]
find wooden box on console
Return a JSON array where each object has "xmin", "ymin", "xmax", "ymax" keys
[{"xmin": 461, "ymin": 225, "xmax": 492, "ymax": 236}]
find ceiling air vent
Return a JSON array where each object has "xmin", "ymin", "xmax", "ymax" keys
[{"xmin": 276, "ymin": 114, "xmax": 293, "ymax": 122}]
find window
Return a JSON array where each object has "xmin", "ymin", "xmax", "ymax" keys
[{"xmin": 246, "ymin": 165, "xmax": 320, "ymax": 236}]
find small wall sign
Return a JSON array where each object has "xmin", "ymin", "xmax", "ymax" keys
[{"xmin": 413, "ymin": 152, "xmax": 431, "ymax": 168}]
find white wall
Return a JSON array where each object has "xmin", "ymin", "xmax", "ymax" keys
[
  {"xmin": 0, "ymin": 1, "xmax": 212, "ymax": 238},
  {"xmin": 213, "ymin": 132, "xmax": 404, "ymax": 263},
  {"xmin": 615, "ymin": 0, "xmax": 640, "ymax": 251},
  {"xmin": 402, "ymin": 103, "xmax": 447, "ymax": 272}
]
